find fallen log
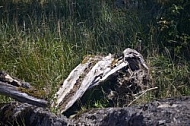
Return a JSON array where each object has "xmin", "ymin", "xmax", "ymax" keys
[
  {"xmin": 0, "ymin": 81, "xmax": 48, "ymax": 107},
  {"xmin": 0, "ymin": 71, "xmax": 48, "ymax": 107},
  {"xmin": 52, "ymin": 48, "xmax": 150, "ymax": 113}
]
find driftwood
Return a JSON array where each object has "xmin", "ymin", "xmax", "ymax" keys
[
  {"xmin": 52, "ymin": 48, "xmax": 150, "ymax": 113},
  {"xmin": 0, "ymin": 71, "xmax": 48, "ymax": 107}
]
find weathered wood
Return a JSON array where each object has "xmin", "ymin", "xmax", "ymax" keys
[
  {"xmin": 51, "ymin": 55, "xmax": 106, "ymax": 112},
  {"xmin": 0, "ymin": 71, "xmax": 48, "ymax": 107},
  {"xmin": 0, "ymin": 71, "xmax": 32, "ymax": 88},
  {"xmin": 52, "ymin": 48, "xmax": 149, "ymax": 113},
  {"xmin": 0, "ymin": 81, "xmax": 48, "ymax": 107}
]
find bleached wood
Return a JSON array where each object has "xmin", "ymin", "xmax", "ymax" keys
[
  {"xmin": 123, "ymin": 48, "xmax": 148, "ymax": 70},
  {"xmin": 51, "ymin": 56, "xmax": 103, "ymax": 107},
  {"xmin": 63, "ymin": 54, "xmax": 113, "ymax": 112},
  {"xmin": 52, "ymin": 48, "xmax": 149, "ymax": 113},
  {"xmin": 0, "ymin": 81, "xmax": 48, "ymax": 107}
]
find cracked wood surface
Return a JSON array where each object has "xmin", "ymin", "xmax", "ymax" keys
[{"xmin": 52, "ymin": 48, "xmax": 149, "ymax": 113}]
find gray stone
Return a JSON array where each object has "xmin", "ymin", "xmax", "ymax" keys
[
  {"xmin": 1, "ymin": 96, "xmax": 190, "ymax": 125},
  {"xmin": 73, "ymin": 96, "xmax": 190, "ymax": 126}
]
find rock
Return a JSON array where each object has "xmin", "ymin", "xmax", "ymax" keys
[
  {"xmin": 0, "ymin": 102, "xmax": 70, "ymax": 126},
  {"xmin": 73, "ymin": 96, "xmax": 190, "ymax": 126},
  {"xmin": 0, "ymin": 96, "xmax": 190, "ymax": 125}
]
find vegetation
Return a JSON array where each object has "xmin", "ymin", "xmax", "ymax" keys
[{"xmin": 0, "ymin": 0, "xmax": 190, "ymax": 111}]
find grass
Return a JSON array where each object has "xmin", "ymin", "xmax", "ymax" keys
[
  {"xmin": 150, "ymin": 55, "xmax": 190, "ymax": 98},
  {"xmin": 0, "ymin": 0, "xmax": 190, "ymax": 113}
]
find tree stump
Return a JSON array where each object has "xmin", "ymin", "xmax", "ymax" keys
[{"xmin": 52, "ymin": 48, "xmax": 150, "ymax": 113}]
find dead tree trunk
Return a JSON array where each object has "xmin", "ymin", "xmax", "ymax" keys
[{"xmin": 52, "ymin": 48, "xmax": 150, "ymax": 113}]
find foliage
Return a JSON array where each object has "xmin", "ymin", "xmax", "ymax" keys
[
  {"xmin": 149, "ymin": 55, "xmax": 190, "ymax": 98},
  {"xmin": 154, "ymin": 0, "xmax": 190, "ymax": 59}
]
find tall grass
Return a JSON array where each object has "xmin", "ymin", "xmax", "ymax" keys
[{"xmin": 0, "ymin": 0, "xmax": 190, "ymax": 107}]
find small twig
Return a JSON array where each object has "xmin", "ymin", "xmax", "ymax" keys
[{"xmin": 127, "ymin": 87, "xmax": 158, "ymax": 107}]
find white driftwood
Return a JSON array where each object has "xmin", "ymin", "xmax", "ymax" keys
[{"xmin": 52, "ymin": 48, "xmax": 149, "ymax": 113}]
